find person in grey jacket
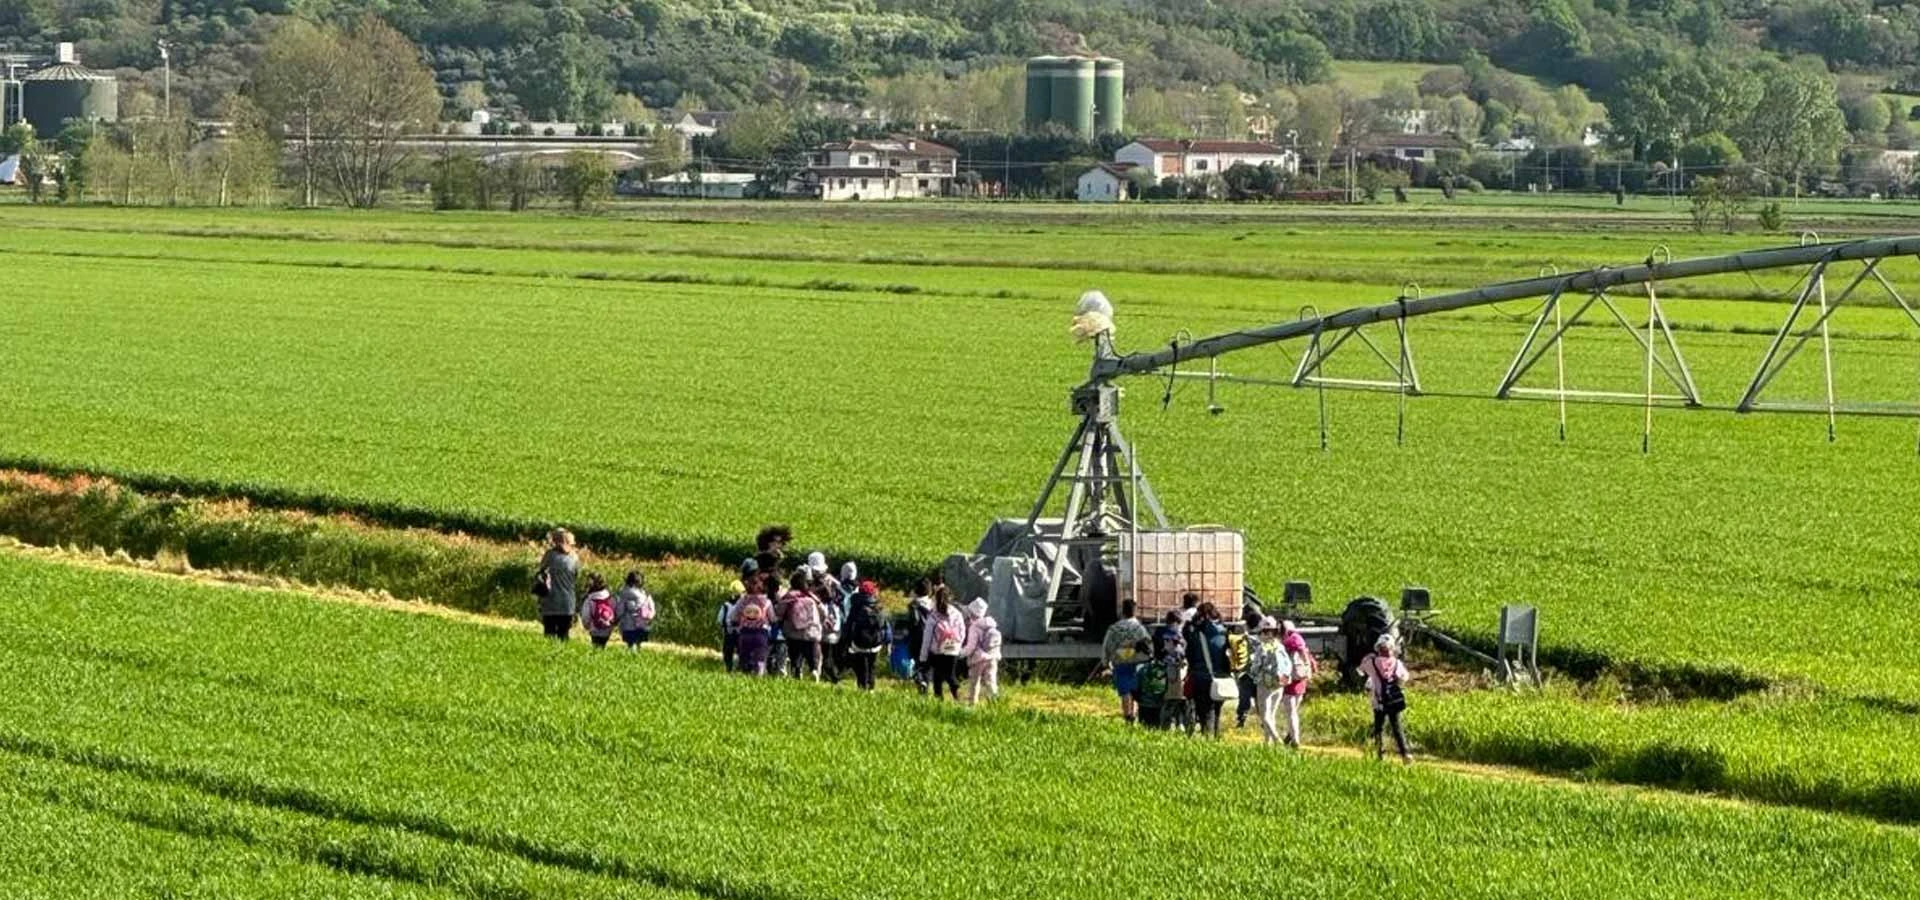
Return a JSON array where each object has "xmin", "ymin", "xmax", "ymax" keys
[{"xmin": 537, "ymin": 528, "xmax": 581, "ymax": 640}]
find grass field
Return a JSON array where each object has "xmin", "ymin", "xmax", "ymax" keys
[
  {"xmin": 3, "ymin": 549, "xmax": 1917, "ymax": 899},
  {"xmin": 0, "ymin": 202, "xmax": 1917, "ymax": 848}
]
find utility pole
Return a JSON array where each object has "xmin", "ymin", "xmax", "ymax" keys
[
  {"xmin": 157, "ymin": 41, "xmax": 170, "ymax": 120},
  {"xmin": 1347, "ymin": 144, "xmax": 1356, "ymax": 203}
]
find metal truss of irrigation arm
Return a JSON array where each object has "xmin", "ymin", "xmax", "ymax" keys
[{"xmin": 1089, "ymin": 234, "xmax": 1920, "ymax": 385}]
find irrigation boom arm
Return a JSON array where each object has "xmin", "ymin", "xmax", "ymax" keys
[
  {"xmin": 1009, "ymin": 234, "xmax": 1920, "ymax": 654},
  {"xmin": 1089, "ymin": 234, "xmax": 1920, "ymax": 383}
]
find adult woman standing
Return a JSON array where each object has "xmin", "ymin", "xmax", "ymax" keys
[
  {"xmin": 534, "ymin": 529, "xmax": 581, "ymax": 641},
  {"xmin": 1183, "ymin": 602, "xmax": 1232, "ymax": 739},
  {"xmin": 919, "ymin": 586, "xmax": 967, "ymax": 701},
  {"xmin": 1361, "ymin": 635, "xmax": 1412, "ymax": 763}
]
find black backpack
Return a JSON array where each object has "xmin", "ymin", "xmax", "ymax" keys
[
  {"xmin": 848, "ymin": 598, "xmax": 885, "ymax": 650},
  {"xmin": 1375, "ymin": 659, "xmax": 1408, "ymax": 715}
]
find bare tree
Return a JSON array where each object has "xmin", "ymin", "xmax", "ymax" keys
[
  {"xmin": 253, "ymin": 15, "xmax": 438, "ymax": 208},
  {"xmin": 254, "ymin": 19, "xmax": 339, "ymax": 207}
]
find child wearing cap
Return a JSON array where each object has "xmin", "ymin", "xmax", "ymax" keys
[
  {"xmin": 1361, "ymin": 634, "xmax": 1412, "ymax": 762},
  {"xmin": 1248, "ymin": 617, "xmax": 1289, "ymax": 745},
  {"xmin": 962, "ymin": 598, "xmax": 1002, "ymax": 706}
]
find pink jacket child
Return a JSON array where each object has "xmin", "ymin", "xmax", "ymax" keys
[
  {"xmin": 1282, "ymin": 628, "xmax": 1315, "ymax": 697},
  {"xmin": 962, "ymin": 598, "xmax": 1003, "ymax": 705}
]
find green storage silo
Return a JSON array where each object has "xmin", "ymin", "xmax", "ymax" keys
[
  {"xmin": 1094, "ymin": 58, "xmax": 1124, "ymax": 135},
  {"xmin": 21, "ymin": 62, "xmax": 116, "ymax": 137},
  {"xmin": 1049, "ymin": 56, "xmax": 1095, "ymax": 139},
  {"xmin": 1024, "ymin": 57, "xmax": 1056, "ymax": 132}
]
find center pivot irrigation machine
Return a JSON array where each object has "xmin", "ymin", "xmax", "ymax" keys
[{"xmin": 942, "ymin": 235, "xmax": 1920, "ymax": 676}]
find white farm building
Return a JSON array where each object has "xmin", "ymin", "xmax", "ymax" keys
[{"xmin": 1114, "ymin": 139, "xmax": 1300, "ymax": 181}]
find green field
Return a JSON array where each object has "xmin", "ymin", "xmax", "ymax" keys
[
  {"xmin": 0, "ymin": 202, "xmax": 1917, "ymax": 874},
  {"xmin": 2, "ymin": 550, "xmax": 1917, "ymax": 899}
]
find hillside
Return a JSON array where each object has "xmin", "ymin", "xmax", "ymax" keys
[
  {"xmin": 4, "ymin": 0, "xmax": 1916, "ymax": 131},
  {"xmin": 3, "ymin": 548, "xmax": 1918, "ymax": 898}
]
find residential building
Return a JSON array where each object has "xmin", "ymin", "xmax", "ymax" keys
[
  {"xmin": 671, "ymin": 111, "xmax": 734, "ymax": 140},
  {"xmin": 1114, "ymin": 139, "xmax": 1300, "ymax": 181},
  {"xmin": 806, "ymin": 136, "xmax": 957, "ymax": 201},
  {"xmin": 1076, "ymin": 162, "xmax": 1140, "ymax": 202},
  {"xmin": 1353, "ymin": 132, "xmax": 1467, "ymax": 163}
]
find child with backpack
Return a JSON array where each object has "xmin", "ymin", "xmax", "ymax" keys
[
  {"xmin": 1154, "ymin": 611, "xmax": 1191, "ymax": 733},
  {"xmin": 962, "ymin": 598, "xmax": 1002, "ymax": 706},
  {"xmin": 579, "ymin": 573, "xmax": 616, "ymax": 650},
  {"xmin": 777, "ymin": 571, "xmax": 824, "ymax": 681},
  {"xmin": 906, "ymin": 579, "xmax": 934, "ymax": 694},
  {"xmin": 1280, "ymin": 620, "xmax": 1316, "ymax": 749},
  {"xmin": 616, "ymin": 570, "xmax": 656, "ymax": 651},
  {"xmin": 719, "ymin": 558, "xmax": 756, "ymax": 671},
  {"xmin": 1362, "ymin": 634, "xmax": 1411, "ymax": 763},
  {"xmin": 919, "ymin": 586, "xmax": 967, "ymax": 701},
  {"xmin": 1227, "ymin": 622, "xmax": 1255, "ymax": 728},
  {"xmin": 844, "ymin": 581, "xmax": 889, "ymax": 691},
  {"xmin": 729, "ymin": 574, "xmax": 775, "ymax": 676},
  {"xmin": 1248, "ymin": 617, "xmax": 1289, "ymax": 745},
  {"xmin": 815, "ymin": 580, "xmax": 844, "ymax": 685},
  {"xmin": 1134, "ymin": 641, "xmax": 1167, "ymax": 729}
]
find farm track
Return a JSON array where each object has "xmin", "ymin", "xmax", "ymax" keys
[{"xmin": 0, "ymin": 539, "xmax": 1870, "ymax": 828}]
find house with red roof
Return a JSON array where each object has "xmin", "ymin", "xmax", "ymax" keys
[{"xmin": 1114, "ymin": 139, "xmax": 1300, "ymax": 182}]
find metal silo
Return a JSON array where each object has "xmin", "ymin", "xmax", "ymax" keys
[
  {"xmin": 1049, "ymin": 56, "xmax": 1095, "ymax": 139},
  {"xmin": 22, "ymin": 61, "xmax": 116, "ymax": 137},
  {"xmin": 1094, "ymin": 58, "xmax": 1124, "ymax": 135},
  {"xmin": 1024, "ymin": 56, "xmax": 1056, "ymax": 132}
]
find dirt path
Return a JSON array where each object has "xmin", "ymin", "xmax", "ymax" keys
[{"xmin": 0, "ymin": 539, "xmax": 1762, "ymax": 814}]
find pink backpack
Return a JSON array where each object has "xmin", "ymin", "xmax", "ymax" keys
[{"xmin": 587, "ymin": 593, "xmax": 616, "ymax": 631}]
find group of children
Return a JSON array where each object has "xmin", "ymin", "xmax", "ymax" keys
[
  {"xmin": 538, "ymin": 526, "xmax": 1410, "ymax": 758},
  {"xmin": 1101, "ymin": 593, "xmax": 1414, "ymax": 760},
  {"xmin": 716, "ymin": 545, "xmax": 1004, "ymax": 706}
]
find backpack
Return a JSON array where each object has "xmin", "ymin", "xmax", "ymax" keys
[
  {"xmin": 588, "ymin": 594, "xmax": 616, "ymax": 631},
  {"xmin": 735, "ymin": 597, "xmax": 768, "ymax": 628},
  {"xmin": 1374, "ymin": 659, "xmax": 1408, "ymax": 714},
  {"xmin": 1139, "ymin": 661, "xmax": 1169, "ymax": 701},
  {"xmin": 818, "ymin": 598, "xmax": 842, "ymax": 641},
  {"xmin": 1227, "ymin": 632, "xmax": 1250, "ymax": 674},
  {"xmin": 972, "ymin": 621, "xmax": 1002, "ymax": 659},
  {"xmin": 1250, "ymin": 643, "xmax": 1286, "ymax": 690},
  {"xmin": 634, "ymin": 591, "xmax": 656, "ymax": 627},
  {"xmin": 783, "ymin": 593, "xmax": 820, "ymax": 638},
  {"xmin": 934, "ymin": 614, "xmax": 963, "ymax": 656},
  {"xmin": 849, "ymin": 601, "xmax": 886, "ymax": 650},
  {"xmin": 1289, "ymin": 650, "xmax": 1312, "ymax": 684}
]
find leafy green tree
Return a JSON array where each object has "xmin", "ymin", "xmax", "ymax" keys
[
  {"xmin": 1522, "ymin": 0, "xmax": 1590, "ymax": 68},
  {"xmin": 555, "ymin": 151, "xmax": 613, "ymax": 211},
  {"xmin": 1254, "ymin": 31, "xmax": 1331, "ymax": 86},
  {"xmin": 1293, "ymin": 84, "xmax": 1344, "ymax": 167},
  {"xmin": 1680, "ymin": 132, "xmax": 1742, "ymax": 173},
  {"xmin": 1842, "ymin": 93, "xmax": 1891, "ymax": 137},
  {"xmin": 1354, "ymin": 162, "xmax": 1409, "ymax": 201},
  {"xmin": 1736, "ymin": 60, "xmax": 1845, "ymax": 190},
  {"xmin": 0, "ymin": 122, "xmax": 33, "ymax": 157}
]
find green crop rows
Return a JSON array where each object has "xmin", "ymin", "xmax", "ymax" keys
[
  {"xmin": 0, "ymin": 204, "xmax": 1917, "ymax": 837},
  {"xmin": 1, "ymin": 551, "xmax": 1917, "ymax": 899}
]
